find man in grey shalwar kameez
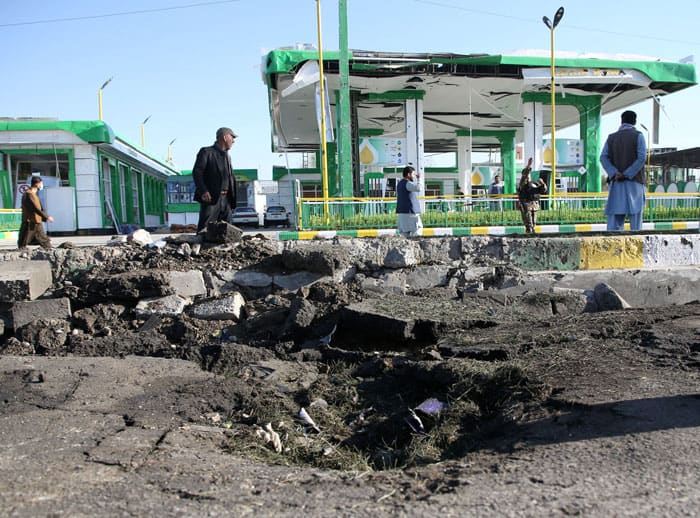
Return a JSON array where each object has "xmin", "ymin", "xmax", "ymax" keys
[
  {"xmin": 396, "ymin": 165, "xmax": 423, "ymax": 237},
  {"xmin": 600, "ymin": 110, "xmax": 647, "ymax": 231}
]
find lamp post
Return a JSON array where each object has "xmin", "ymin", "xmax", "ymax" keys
[
  {"xmin": 542, "ymin": 7, "xmax": 564, "ymax": 203},
  {"xmin": 141, "ymin": 115, "xmax": 151, "ymax": 148},
  {"xmin": 315, "ymin": 0, "xmax": 330, "ymax": 224},
  {"xmin": 98, "ymin": 77, "xmax": 113, "ymax": 121},
  {"xmin": 167, "ymin": 138, "xmax": 177, "ymax": 165}
]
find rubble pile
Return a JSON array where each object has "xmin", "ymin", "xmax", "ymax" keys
[{"xmin": 1, "ymin": 227, "xmax": 699, "ymax": 471}]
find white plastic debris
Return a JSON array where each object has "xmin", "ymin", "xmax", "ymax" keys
[
  {"xmin": 255, "ymin": 422, "xmax": 283, "ymax": 453},
  {"xmin": 318, "ymin": 324, "xmax": 337, "ymax": 347},
  {"xmin": 404, "ymin": 408, "xmax": 425, "ymax": 434},
  {"xmin": 297, "ymin": 407, "xmax": 321, "ymax": 433},
  {"xmin": 128, "ymin": 228, "xmax": 153, "ymax": 246}
]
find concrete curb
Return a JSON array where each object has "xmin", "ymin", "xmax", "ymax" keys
[
  {"xmin": 278, "ymin": 221, "xmax": 699, "ymax": 241},
  {"xmin": 279, "ymin": 230, "xmax": 700, "ymax": 271}
]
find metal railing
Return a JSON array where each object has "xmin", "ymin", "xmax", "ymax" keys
[
  {"xmin": 0, "ymin": 209, "xmax": 22, "ymax": 232},
  {"xmin": 297, "ymin": 192, "xmax": 700, "ymax": 230}
]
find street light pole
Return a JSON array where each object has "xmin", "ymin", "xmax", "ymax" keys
[
  {"xmin": 315, "ymin": 0, "xmax": 330, "ymax": 224},
  {"xmin": 542, "ymin": 7, "xmax": 564, "ymax": 203},
  {"xmin": 98, "ymin": 77, "xmax": 113, "ymax": 121},
  {"xmin": 141, "ymin": 115, "xmax": 151, "ymax": 148},
  {"xmin": 167, "ymin": 138, "xmax": 177, "ymax": 165}
]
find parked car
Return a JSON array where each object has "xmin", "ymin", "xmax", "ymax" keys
[
  {"xmin": 264, "ymin": 205, "xmax": 291, "ymax": 227},
  {"xmin": 230, "ymin": 206, "xmax": 259, "ymax": 227}
]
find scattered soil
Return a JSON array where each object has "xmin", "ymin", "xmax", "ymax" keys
[{"xmin": 2, "ymin": 234, "xmax": 700, "ymax": 514}]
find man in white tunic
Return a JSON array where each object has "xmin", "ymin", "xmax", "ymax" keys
[
  {"xmin": 396, "ymin": 165, "xmax": 423, "ymax": 237},
  {"xmin": 600, "ymin": 110, "xmax": 647, "ymax": 231}
]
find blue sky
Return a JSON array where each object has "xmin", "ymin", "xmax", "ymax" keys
[{"xmin": 2, "ymin": 0, "xmax": 699, "ymax": 178}]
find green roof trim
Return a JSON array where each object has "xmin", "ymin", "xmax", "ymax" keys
[
  {"xmin": 359, "ymin": 128, "xmax": 384, "ymax": 137},
  {"xmin": 0, "ymin": 119, "xmax": 115, "ymax": 143},
  {"xmin": 265, "ymin": 49, "xmax": 350, "ymax": 76},
  {"xmin": 362, "ymin": 90, "xmax": 426, "ymax": 101},
  {"xmin": 235, "ymin": 168, "xmax": 258, "ymax": 181},
  {"xmin": 265, "ymin": 50, "xmax": 696, "ymax": 86},
  {"xmin": 273, "ymin": 165, "xmax": 318, "ymax": 181},
  {"xmin": 432, "ymin": 54, "xmax": 696, "ymax": 85}
]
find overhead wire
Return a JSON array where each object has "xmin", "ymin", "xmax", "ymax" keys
[
  {"xmin": 0, "ymin": 0, "xmax": 240, "ymax": 28},
  {"xmin": 409, "ymin": 0, "xmax": 700, "ymax": 47}
]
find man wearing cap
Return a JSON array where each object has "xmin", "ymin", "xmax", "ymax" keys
[
  {"xmin": 192, "ymin": 127, "xmax": 238, "ymax": 232},
  {"xmin": 18, "ymin": 175, "xmax": 54, "ymax": 249},
  {"xmin": 600, "ymin": 110, "xmax": 647, "ymax": 231}
]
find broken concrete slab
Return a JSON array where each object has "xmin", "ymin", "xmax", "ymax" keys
[
  {"xmin": 524, "ymin": 267, "xmax": 700, "ymax": 308},
  {"xmin": 337, "ymin": 295, "xmax": 480, "ymax": 347},
  {"xmin": 167, "ymin": 270, "xmax": 207, "ymax": 299},
  {"xmin": 405, "ymin": 265, "xmax": 451, "ymax": 291},
  {"xmin": 384, "ymin": 245, "xmax": 420, "ymax": 269},
  {"xmin": 231, "ymin": 270, "xmax": 273, "ymax": 288},
  {"xmin": 191, "ymin": 292, "xmax": 245, "ymax": 321},
  {"xmin": 358, "ymin": 271, "xmax": 407, "ymax": 295},
  {"xmin": 12, "ymin": 297, "xmax": 71, "ymax": 330},
  {"xmin": 273, "ymin": 271, "xmax": 325, "ymax": 292},
  {"xmin": 0, "ymin": 260, "xmax": 52, "ymax": 302},
  {"xmin": 135, "ymin": 294, "xmax": 191, "ymax": 318}
]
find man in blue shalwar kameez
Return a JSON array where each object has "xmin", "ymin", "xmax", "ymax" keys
[{"xmin": 600, "ymin": 110, "xmax": 647, "ymax": 231}]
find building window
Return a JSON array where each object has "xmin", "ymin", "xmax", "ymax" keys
[
  {"xmin": 101, "ymin": 157, "xmax": 114, "ymax": 224},
  {"xmin": 301, "ymin": 183, "xmax": 322, "ymax": 198},
  {"xmin": 118, "ymin": 163, "xmax": 128, "ymax": 223},
  {"xmin": 425, "ymin": 182, "xmax": 442, "ymax": 197},
  {"xmin": 11, "ymin": 152, "xmax": 70, "ymax": 187},
  {"xmin": 131, "ymin": 170, "xmax": 140, "ymax": 223}
]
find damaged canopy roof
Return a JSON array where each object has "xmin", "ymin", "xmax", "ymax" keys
[{"xmin": 263, "ymin": 49, "xmax": 697, "ymax": 152}]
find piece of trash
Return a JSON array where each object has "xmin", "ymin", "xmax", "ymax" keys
[
  {"xmin": 415, "ymin": 397, "xmax": 448, "ymax": 416},
  {"xmin": 297, "ymin": 407, "xmax": 321, "ymax": 433},
  {"xmin": 404, "ymin": 408, "xmax": 425, "ymax": 434},
  {"xmin": 255, "ymin": 422, "xmax": 283, "ymax": 453},
  {"xmin": 318, "ymin": 324, "xmax": 337, "ymax": 347},
  {"xmin": 488, "ymin": 307, "xmax": 496, "ymax": 316},
  {"xmin": 204, "ymin": 412, "xmax": 222, "ymax": 424}
]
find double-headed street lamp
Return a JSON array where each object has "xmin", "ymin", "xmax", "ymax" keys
[
  {"xmin": 98, "ymin": 77, "xmax": 113, "ymax": 121},
  {"xmin": 141, "ymin": 115, "xmax": 151, "ymax": 148},
  {"xmin": 542, "ymin": 7, "xmax": 564, "ymax": 199},
  {"xmin": 167, "ymin": 138, "xmax": 177, "ymax": 165}
]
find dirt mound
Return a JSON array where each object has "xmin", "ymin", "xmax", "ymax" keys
[{"xmin": 2, "ymin": 235, "xmax": 700, "ymax": 478}]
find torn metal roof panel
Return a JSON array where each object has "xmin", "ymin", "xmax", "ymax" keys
[{"xmin": 264, "ymin": 49, "xmax": 697, "ymax": 152}]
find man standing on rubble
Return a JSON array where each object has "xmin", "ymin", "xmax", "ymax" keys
[
  {"xmin": 600, "ymin": 110, "xmax": 647, "ymax": 231},
  {"xmin": 396, "ymin": 165, "xmax": 423, "ymax": 237},
  {"xmin": 192, "ymin": 127, "xmax": 238, "ymax": 232}
]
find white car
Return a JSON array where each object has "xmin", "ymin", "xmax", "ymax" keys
[
  {"xmin": 264, "ymin": 205, "xmax": 291, "ymax": 227},
  {"xmin": 230, "ymin": 206, "xmax": 259, "ymax": 227}
]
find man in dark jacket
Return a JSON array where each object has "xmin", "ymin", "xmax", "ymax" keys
[
  {"xmin": 192, "ymin": 127, "xmax": 238, "ymax": 232},
  {"xmin": 18, "ymin": 175, "xmax": 54, "ymax": 249}
]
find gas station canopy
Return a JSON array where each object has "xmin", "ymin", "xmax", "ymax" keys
[{"xmin": 263, "ymin": 49, "xmax": 696, "ymax": 153}]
